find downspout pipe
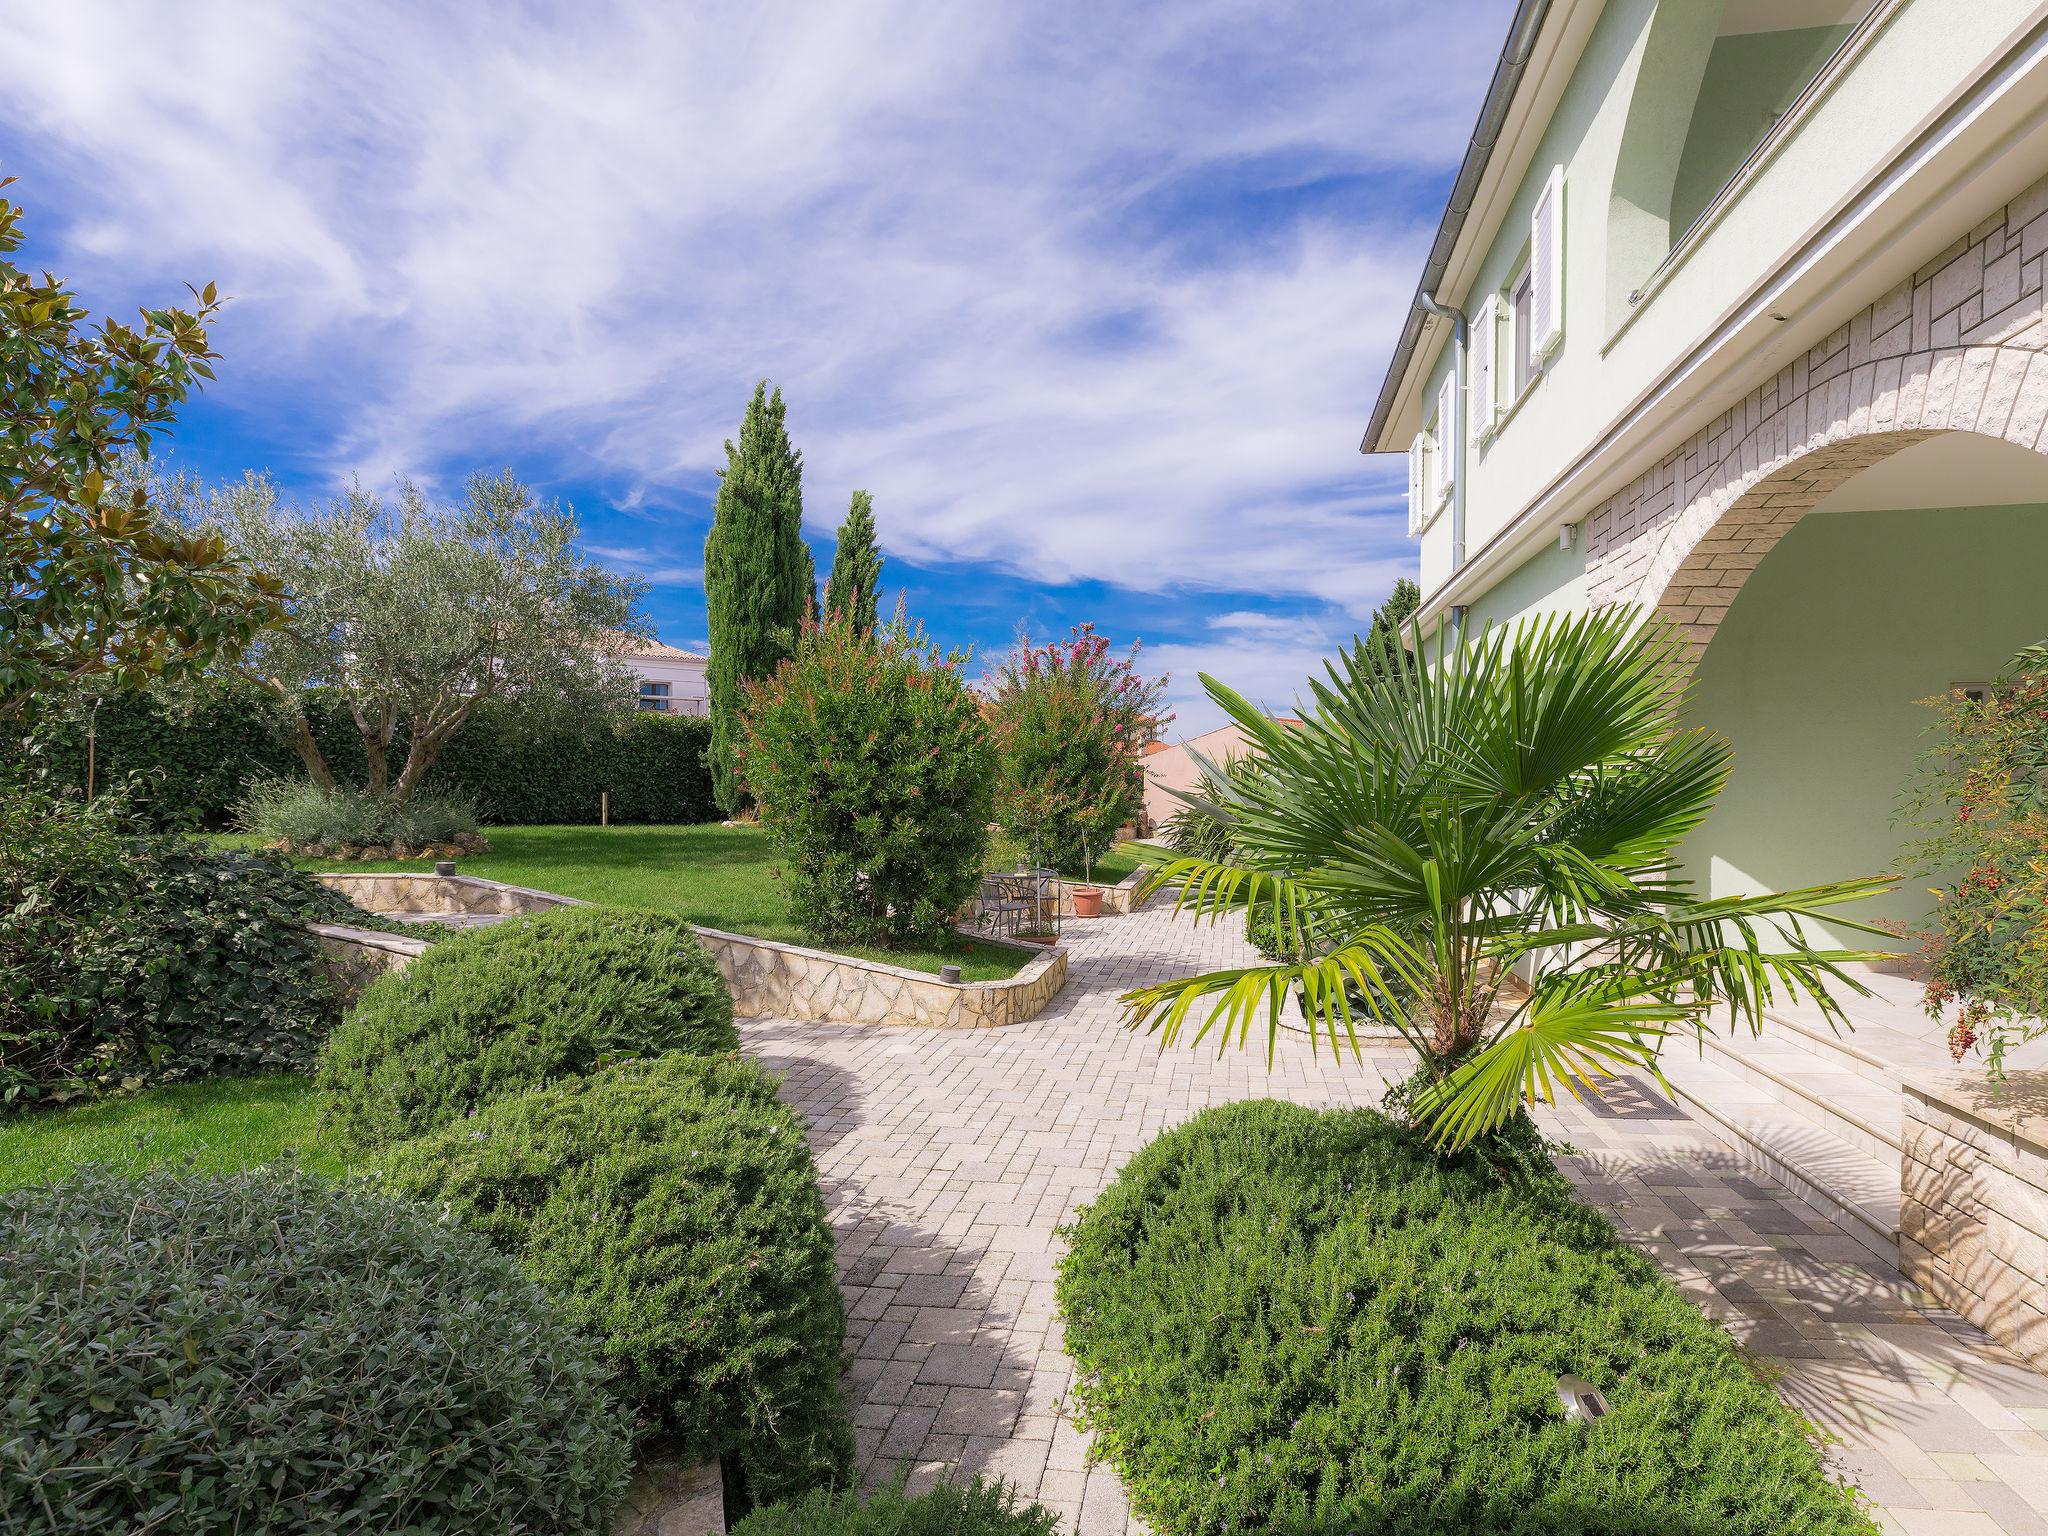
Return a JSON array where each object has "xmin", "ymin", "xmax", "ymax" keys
[{"xmin": 1416, "ymin": 291, "xmax": 1471, "ymax": 648}]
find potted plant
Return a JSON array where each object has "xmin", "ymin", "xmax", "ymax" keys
[{"xmin": 1070, "ymin": 840, "xmax": 1105, "ymax": 918}]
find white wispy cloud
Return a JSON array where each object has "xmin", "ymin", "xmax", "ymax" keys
[{"xmin": 0, "ymin": 0, "xmax": 1509, "ymax": 611}]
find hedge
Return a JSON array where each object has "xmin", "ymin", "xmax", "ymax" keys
[
  {"xmin": 11, "ymin": 678, "xmax": 715, "ymax": 828},
  {"xmin": 0, "ymin": 1163, "xmax": 630, "ymax": 1534},
  {"xmin": 380, "ymin": 1054, "xmax": 855, "ymax": 1507},
  {"xmin": 1057, "ymin": 1100, "xmax": 1876, "ymax": 1536},
  {"xmin": 732, "ymin": 1477, "xmax": 1062, "ymax": 1536},
  {"xmin": 318, "ymin": 905, "xmax": 737, "ymax": 1148}
]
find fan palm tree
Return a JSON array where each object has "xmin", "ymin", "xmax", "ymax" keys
[{"xmin": 1125, "ymin": 608, "xmax": 1894, "ymax": 1149}]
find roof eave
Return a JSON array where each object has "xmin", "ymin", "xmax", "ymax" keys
[{"xmin": 1361, "ymin": 0, "xmax": 1557, "ymax": 456}]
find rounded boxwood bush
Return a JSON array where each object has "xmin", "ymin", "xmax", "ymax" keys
[
  {"xmin": 733, "ymin": 1476, "xmax": 1061, "ymax": 1536},
  {"xmin": 379, "ymin": 1053, "xmax": 853, "ymax": 1507},
  {"xmin": 318, "ymin": 904, "xmax": 736, "ymax": 1146},
  {"xmin": 0, "ymin": 1163, "xmax": 630, "ymax": 1534},
  {"xmin": 1058, "ymin": 1100, "xmax": 1876, "ymax": 1536}
]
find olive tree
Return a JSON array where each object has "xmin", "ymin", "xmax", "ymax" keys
[{"xmin": 208, "ymin": 469, "xmax": 647, "ymax": 802}]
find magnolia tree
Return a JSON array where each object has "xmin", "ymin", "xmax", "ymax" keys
[
  {"xmin": 206, "ymin": 470, "xmax": 646, "ymax": 803},
  {"xmin": 1, "ymin": 180, "xmax": 282, "ymax": 727},
  {"xmin": 984, "ymin": 624, "xmax": 1166, "ymax": 876}
]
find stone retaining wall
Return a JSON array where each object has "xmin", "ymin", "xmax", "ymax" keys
[
  {"xmin": 1900, "ymin": 1069, "xmax": 2048, "ymax": 1370},
  {"xmin": 316, "ymin": 871, "xmax": 576, "ymax": 917},
  {"xmin": 968, "ymin": 864, "xmax": 1153, "ymax": 926},
  {"xmin": 310, "ymin": 872, "xmax": 1068, "ymax": 1028},
  {"xmin": 694, "ymin": 925, "xmax": 1066, "ymax": 1029}
]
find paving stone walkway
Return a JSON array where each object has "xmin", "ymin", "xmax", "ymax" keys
[{"xmin": 741, "ymin": 898, "xmax": 2048, "ymax": 1535}]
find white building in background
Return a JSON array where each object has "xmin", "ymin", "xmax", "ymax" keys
[{"xmin": 606, "ymin": 635, "xmax": 710, "ymax": 716}]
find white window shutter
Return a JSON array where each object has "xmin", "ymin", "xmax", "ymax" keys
[
  {"xmin": 1469, "ymin": 295, "xmax": 1499, "ymax": 439},
  {"xmin": 1434, "ymin": 373, "xmax": 1457, "ymax": 504},
  {"xmin": 1407, "ymin": 432, "xmax": 1428, "ymax": 535},
  {"xmin": 1530, "ymin": 165, "xmax": 1565, "ymax": 357}
]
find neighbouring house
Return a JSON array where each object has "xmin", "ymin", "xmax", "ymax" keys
[
  {"xmin": 1140, "ymin": 718, "xmax": 1299, "ymax": 831},
  {"xmin": 1361, "ymin": 0, "xmax": 2048, "ymax": 1352},
  {"xmin": 606, "ymin": 635, "xmax": 710, "ymax": 716}
]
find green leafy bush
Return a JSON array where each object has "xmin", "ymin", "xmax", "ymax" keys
[
  {"xmin": 733, "ymin": 1476, "xmax": 1060, "ymax": 1536},
  {"xmin": 1243, "ymin": 898, "xmax": 1305, "ymax": 962},
  {"xmin": 236, "ymin": 776, "xmax": 478, "ymax": 849},
  {"xmin": 739, "ymin": 611, "xmax": 993, "ymax": 948},
  {"xmin": 380, "ymin": 1053, "xmax": 853, "ymax": 1507},
  {"xmin": 7, "ymin": 679, "xmax": 716, "ymax": 829},
  {"xmin": 1058, "ymin": 1100, "xmax": 1875, "ymax": 1536},
  {"xmin": 1901, "ymin": 653, "xmax": 2048, "ymax": 1073},
  {"xmin": 1, "ymin": 776, "xmax": 393, "ymax": 1106},
  {"xmin": 318, "ymin": 904, "xmax": 736, "ymax": 1146},
  {"xmin": 0, "ymin": 1163, "xmax": 630, "ymax": 1533}
]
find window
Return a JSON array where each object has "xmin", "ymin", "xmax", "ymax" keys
[
  {"xmin": 637, "ymin": 680, "xmax": 671, "ymax": 712},
  {"xmin": 1406, "ymin": 430, "xmax": 1433, "ymax": 536},
  {"xmin": 1510, "ymin": 268, "xmax": 1535, "ymax": 399}
]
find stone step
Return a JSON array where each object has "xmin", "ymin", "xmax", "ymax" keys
[
  {"xmin": 1655, "ymin": 1045, "xmax": 1901, "ymax": 1262},
  {"xmin": 1754, "ymin": 1003, "xmax": 1913, "ymax": 1089},
  {"xmin": 1692, "ymin": 1026, "xmax": 1904, "ymax": 1165}
]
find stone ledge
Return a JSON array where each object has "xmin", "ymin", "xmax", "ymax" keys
[
  {"xmin": 693, "ymin": 924, "xmax": 1068, "ymax": 1028},
  {"xmin": 1900, "ymin": 1067, "xmax": 2048, "ymax": 1370},
  {"xmin": 311, "ymin": 872, "xmax": 1069, "ymax": 1029},
  {"xmin": 611, "ymin": 1455, "xmax": 723, "ymax": 1536},
  {"xmin": 1904, "ymin": 1068, "xmax": 2048, "ymax": 1161},
  {"xmin": 316, "ymin": 871, "xmax": 580, "ymax": 917}
]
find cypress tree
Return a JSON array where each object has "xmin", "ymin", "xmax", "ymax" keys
[
  {"xmin": 1360, "ymin": 576, "xmax": 1421, "ymax": 680},
  {"xmin": 822, "ymin": 489, "xmax": 883, "ymax": 634},
  {"xmin": 704, "ymin": 381, "xmax": 814, "ymax": 815}
]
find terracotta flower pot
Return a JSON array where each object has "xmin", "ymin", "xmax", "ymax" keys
[{"xmin": 1071, "ymin": 885, "xmax": 1105, "ymax": 918}]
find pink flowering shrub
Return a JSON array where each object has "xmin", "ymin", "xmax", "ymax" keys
[{"xmin": 983, "ymin": 624, "xmax": 1167, "ymax": 875}]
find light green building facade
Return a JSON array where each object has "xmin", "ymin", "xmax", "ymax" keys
[{"xmin": 1366, "ymin": 0, "xmax": 2048, "ymax": 944}]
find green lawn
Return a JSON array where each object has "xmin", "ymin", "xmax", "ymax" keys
[
  {"xmin": 222, "ymin": 823, "xmax": 1032, "ymax": 981},
  {"xmin": 0, "ymin": 1076, "xmax": 340, "ymax": 1190}
]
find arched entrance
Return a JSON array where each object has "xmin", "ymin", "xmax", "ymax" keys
[{"xmin": 1573, "ymin": 183, "xmax": 2048, "ymax": 936}]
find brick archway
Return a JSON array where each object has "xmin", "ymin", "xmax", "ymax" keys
[{"xmin": 1583, "ymin": 173, "xmax": 2048, "ymax": 659}]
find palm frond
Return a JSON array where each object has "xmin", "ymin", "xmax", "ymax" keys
[
  {"xmin": 1121, "ymin": 930, "xmax": 1432, "ymax": 1060},
  {"xmin": 1410, "ymin": 975, "xmax": 1689, "ymax": 1149}
]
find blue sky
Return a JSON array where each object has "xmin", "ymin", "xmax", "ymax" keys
[{"xmin": 1, "ymin": 1, "xmax": 1511, "ymax": 734}]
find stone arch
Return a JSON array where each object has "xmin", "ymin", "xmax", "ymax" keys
[{"xmin": 1583, "ymin": 173, "xmax": 2048, "ymax": 646}]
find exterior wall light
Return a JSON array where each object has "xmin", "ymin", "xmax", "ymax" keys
[{"xmin": 1557, "ymin": 1375, "xmax": 1610, "ymax": 1425}]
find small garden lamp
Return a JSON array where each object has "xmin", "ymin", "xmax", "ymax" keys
[{"xmin": 1556, "ymin": 1375, "xmax": 1610, "ymax": 1426}]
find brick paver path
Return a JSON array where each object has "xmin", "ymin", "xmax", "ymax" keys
[{"xmin": 741, "ymin": 899, "xmax": 2048, "ymax": 1535}]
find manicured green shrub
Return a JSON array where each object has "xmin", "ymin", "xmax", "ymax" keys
[
  {"xmin": 7, "ymin": 680, "xmax": 716, "ymax": 829},
  {"xmin": 0, "ymin": 1163, "xmax": 630, "ymax": 1533},
  {"xmin": 318, "ymin": 904, "xmax": 736, "ymax": 1146},
  {"xmin": 1243, "ymin": 898, "xmax": 1303, "ymax": 961},
  {"xmin": 236, "ymin": 776, "xmax": 478, "ymax": 849},
  {"xmin": 379, "ymin": 1054, "xmax": 853, "ymax": 1507},
  {"xmin": 1, "ymin": 778, "xmax": 399, "ymax": 1106},
  {"xmin": 740, "ymin": 611, "xmax": 994, "ymax": 948},
  {"xmin": 1058, "ymin": 1100, "xmax": 1876, "ymax": 1536},
  {"xmin": 733, "ymin": 1476, "xmax": 1060, "ymax": 1536}
]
